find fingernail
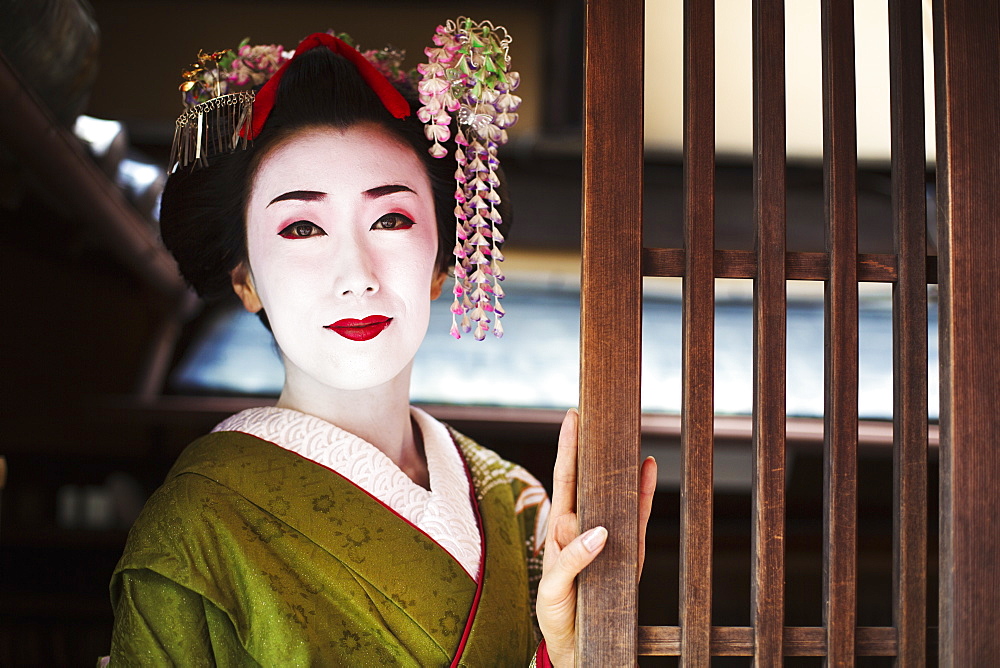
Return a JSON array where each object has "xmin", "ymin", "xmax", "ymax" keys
[{"xmin": 582, "ymin": 526, "xmax": 607, "ymax": 552}]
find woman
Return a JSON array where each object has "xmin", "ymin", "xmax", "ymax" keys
[{"xmin": 110, "ymin": 24, "xmax": 655, "ymax": 666}]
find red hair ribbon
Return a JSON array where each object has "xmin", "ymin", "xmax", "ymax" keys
[{"xmin": 241, "ymin": 32, "xmax": 411, "ymax": 140}]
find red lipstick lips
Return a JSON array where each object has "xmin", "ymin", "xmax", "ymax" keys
[{"xmin": 325, "ymin": 315, "xmax": 392, "ymax": 342}]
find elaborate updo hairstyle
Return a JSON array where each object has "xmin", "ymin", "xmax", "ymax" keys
[{"xmin": 160, "ymin": 45, "xmax": 512, "ymax": 306}]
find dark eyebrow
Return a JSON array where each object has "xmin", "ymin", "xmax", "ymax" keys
[
  {"xmin": 267, "ymin": 190, "xmax": 326, "ymax": 207},
  {"xmin": 364, "ymin": 184, "xmax": 415, "ymax": 199}
]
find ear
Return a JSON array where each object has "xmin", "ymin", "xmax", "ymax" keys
[
  {"xmin": 231, "ymin": 262, "xmax": 263, "ymax": 313},
  {"xmin": 430, "ymin": 270, "xmax": 448, "ymax": 300}
]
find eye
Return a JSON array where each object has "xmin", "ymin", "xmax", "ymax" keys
[
  {"xmin": 371, "ymin": 213, "xmax": 415, "ymax": 231},
  {"xmin": 278, "ymin": 221, "xmax": 326, "ymax": 239}
]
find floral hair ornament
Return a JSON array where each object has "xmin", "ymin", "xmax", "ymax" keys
[
  {"xmin": 168, "ymin": 32, "xmax": 410, "ymax": 170},
  {"xmin": 417, "ymin": 18, "xmax": 521, "ymax": 340}
]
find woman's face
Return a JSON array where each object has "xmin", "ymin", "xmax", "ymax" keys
[{"xmin": 235, "ymin": 124, "xmax": 445, "ymax": 392}]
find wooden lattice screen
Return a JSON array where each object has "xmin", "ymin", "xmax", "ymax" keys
[{"xmin": 576, "ymin": 0, "xmax": 999, "ymax": 665}]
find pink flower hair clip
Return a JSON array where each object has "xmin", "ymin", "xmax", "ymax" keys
[{"xmin": 416, "ymin": 18, "xmax": 521, "ymax": 341}]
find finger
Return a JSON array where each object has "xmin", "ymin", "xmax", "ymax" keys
[
  {"xmin": 549, "ymin": 408, "xmax": 579, "ymax": 518},
  {"xmin": 543, "ymin": 512, "xmax": 579, "ymax": 571},
  {"xmin": 552, "ymin": 511, "xmax": 579, "ymax": 550},
  {"xmin": 538, "ymin": 525, "xmax": 608, "ymax": 605},
  {"xmin": 543, "ymin": 513, "xmax": 579, "ymax": 574},
  {"xmin": 638, "ymin": 456, "xmax": 657, "ymax": 528},
  {"xmin": 637, "ymin": 456, "xmax": 657, "ymax": 578}
]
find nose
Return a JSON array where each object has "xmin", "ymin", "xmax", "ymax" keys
[{"xmin": 334, "ymin": 230, "xmax": 379, "ymax": 297}]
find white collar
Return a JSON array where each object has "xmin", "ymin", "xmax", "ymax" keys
[{"xmin": 213, "ymin": 405, "xmax": 481, "ymax": 579}]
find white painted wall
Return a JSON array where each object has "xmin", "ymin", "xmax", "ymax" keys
[{"xmin": 644, "ymin": 0, "xmax": 937, "ymax": 163}]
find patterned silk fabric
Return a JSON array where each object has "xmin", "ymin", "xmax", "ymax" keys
[
  {"xmin": 214, "ymin": 406, "xmax": 483, "ymax": 579},
  {"xmin": 110, "ymin": 424, "xmax": 549, "ymax": 666}
]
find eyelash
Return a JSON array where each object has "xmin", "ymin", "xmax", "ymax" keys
[
  {"xmin": 371, "ymin": 213, "xmax": 415, "ymax": 231},
  {"xmin": 278, "ymin": 221, "xmax": 324, "ymax": 239},
  {"xmin": 277, "ymin": 213, "xmax": 415, "ymax": 239}
]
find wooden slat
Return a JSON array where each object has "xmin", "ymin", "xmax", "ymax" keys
[
  {"xmin": 576, "ymin": 0, "xmax": 644, "ymax": 663},
  {"xmin": 99, "ymin": 395, "xmax": 943, "ymax": 450},
  {"xmin": 820, "ymin": 0, "xmax": 859, "ymax": 663},
  {"xmin": 642, "ymin": 248, "xmax": 939, "ymax": 283},
  {"xmin": 679, "ymin": 0, "xmax": 715, "ymax": 663},
  {"xmin": 640, "ymin": 413, "xmax": 941, "ymax": 448},
  {"xmin": 933, "ymin": 0, "xmax": 1000, "ymax": 664},
  {"xmin": 750, "ymin": 0, "xmax": 787, "ymax": 663},
  {"xmin": 638, "ymin": 626, "xmax": 898, "ymax": 656},
  {"xmin": 888, "ymin": 0, "xmax": 928, "ymax": 665}
]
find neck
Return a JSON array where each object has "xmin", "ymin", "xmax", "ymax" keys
[{"xmin": 275, "ymin": 360, "xmax": 429, "ymax": 488}]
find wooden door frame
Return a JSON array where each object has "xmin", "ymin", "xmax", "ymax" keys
[{"xmin": 575, "ymin": 0, "xmax": 1000, "ymax": 664}]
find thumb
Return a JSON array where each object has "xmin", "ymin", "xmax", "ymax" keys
[{"xmin": 544, "ymin": 526, "xmax": 608, "ymax": 598}]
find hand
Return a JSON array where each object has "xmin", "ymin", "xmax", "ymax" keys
[{"xmin": 535, "ymin": 408, "xmax": 658, "ymax": 666}]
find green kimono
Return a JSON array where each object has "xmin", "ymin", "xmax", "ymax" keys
[{"xmin": 110, "ymin": 426, "xmax": 546, "ymax": 666}]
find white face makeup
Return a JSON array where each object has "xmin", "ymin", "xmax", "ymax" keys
[{"xmin": 239, "ymin": 124, "xmax": 441, "ymax": 393}]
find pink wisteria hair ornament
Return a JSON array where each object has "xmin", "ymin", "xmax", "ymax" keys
[{"xmin": 168, "ymin": 19, "xmax": 522, "ymax": 341}]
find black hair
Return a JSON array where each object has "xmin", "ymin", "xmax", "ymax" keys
[{"xmin": 159, "ymin": 45, "xmax": 511, "ymax": 309}]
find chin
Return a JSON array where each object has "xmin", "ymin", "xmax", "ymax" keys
[{"xmin": 317, "ymin": 358, "xmax": 412, "ymax": 393}]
